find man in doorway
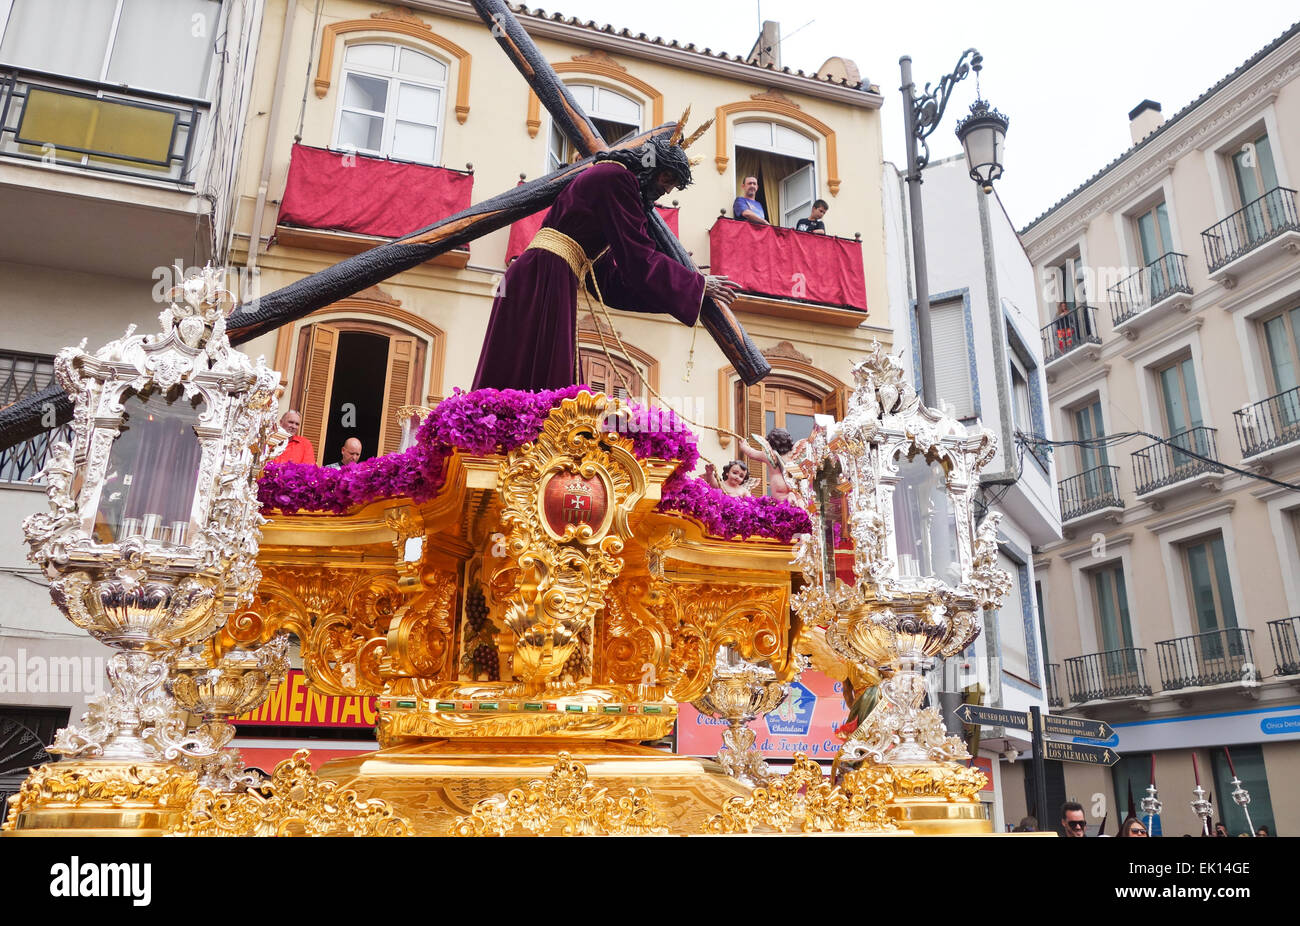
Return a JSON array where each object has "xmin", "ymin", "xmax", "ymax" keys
[
  {"xmin": 733, "ymin": 175, "xmax": 769, "ymax": 225},
  {"xmin": 1060, "ymin": 800, "xmax": 1088, "ymax": 837},
  {"xmin": 271, "ymin": 410, "xmax": 315, "ymax": 464},
  {"xmin": 796, "ymin": 199, "xmax": 829, "ymax": 235},
  {"xmin": 326, "ymin": 437, "xmax": 362, "ymax": 469}
]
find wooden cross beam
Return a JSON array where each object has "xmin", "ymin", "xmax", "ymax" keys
[
  {"xmin": 0, "ymin": 1, "xmax": 770, "ymax": 450},
  {"xmin": 469, "ymin": 0, "xmax": 769, "ymax": 387}
]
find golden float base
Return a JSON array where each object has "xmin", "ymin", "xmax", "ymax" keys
[
  {"xmin": 315, "ymin": 738, "xmax": 754, "ymax": 835},
  {"xmin": 854, "ymin": 762, "xmax": 992, "ymax": 835},
  {"xmin": 3, "ymin": 760, "xmax": 200, "ymax": 837}
]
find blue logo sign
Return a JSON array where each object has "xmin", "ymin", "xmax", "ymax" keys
[
  {"xmin": 1073, "ymin": 733, "xmax": 1120, "ymax": 747},
  {"xmin": 1261, "ymin": 714, "xmax": 1300, "ymax": 735},
  {"xmin": 765, "ymin": 681, "xmax": 815, "ymax": 736}
]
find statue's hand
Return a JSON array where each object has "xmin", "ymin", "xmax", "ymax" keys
[{"xmin": 703, "ymin": 274, "xmax": 739, "ymax": 306}]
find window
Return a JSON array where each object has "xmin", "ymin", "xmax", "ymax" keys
[
  {"xmin": 0, "ymin": 0, "xmax": 220, "ymax": 98},
  {"xmin": 334, "ymin": 43, "xmax": 447, "ymax": 165},
  {"xmin": 1090, "ymin": 562, "xmax": 1135, "ymax": 666},
  {"xmin": 1209, "ymin": 745, "xmax": 1276, "ymax": 837},
  {"xmin": 1070, "ymin": 397, "xmax": 1111, "ymax": 499},
  {"xmin": 1260, "ymin": 306, "xmax": 1300, "ymax": 397},
  {"xmin": 995, "ymin": 553, "xmax": 1032, "ymax": 682},
  {"xmin": 1045, "ymin": 254, "xmax": 1087, "ymax": 309},
  {"xmin": 547, "ymin": 84, "xmax": 641, "ymax": 171},
  {"xmin": 579, "ymin": 347, "xmax": 647, "ymax": 403},
  {"xmin": 928, "ymin": 297, "xmax": 975, "ymax": 420},
  {"xmin": 1154, "ymin": 355, "xmax": 1206, "ymax": 467},
  {"xmin": 1133, "ymin": 201, "xmax": 1177, "ymax": 300},
  {"xmin": 293, "ymin": 321, "xmax": 429, "ymax": 464},
  {"xmin": 734, "ymin": 377, "xmax": 842, "ymax": 495},
  {"xmin": 1181, "ymin": 533, "xmax": 1239, "ymax": 636},
  {"xmin": 1229, "ymin": 131, "xmax": 1285, "ymax": 243},
  {"xmin": 733, "ymin": 121, "xmax": 817, "ymax": 228}
]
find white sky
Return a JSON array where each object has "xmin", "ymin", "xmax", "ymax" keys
[{"xmin": 530, "ymin": 0, "xmax": 1299, "ymax": 228}]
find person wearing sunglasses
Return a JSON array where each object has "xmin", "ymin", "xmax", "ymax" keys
[
  {"xmin": 1119, "ymin": 816, "xmax": 1149, "ymax": 837},
  {"xmin": 1061, "ymin": 801, "xmax": 1089, "ymax": 837}
]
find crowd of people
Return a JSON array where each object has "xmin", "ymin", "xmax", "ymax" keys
[{"xmin": 1008, "ymin": 801, "xmax": 1274, "ymax": 836}]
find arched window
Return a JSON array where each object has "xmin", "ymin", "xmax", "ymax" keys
[
  {"xmin": 547, "ymin": 84, "xmax": 642, "ymax": 172},
  {"xmin": 733, "ymin": 121, "xmax": 817, "ymax": 229},
  {"xmin": 291, "ymin": 318, "xmax": 438, "ymax": 464},
  {"xmin": 333, "ymin": 42, "xmax": 447, "ymax": 165},
  {"xmin": 579, "ymin": 346, "xmax": 648, "ymax": 403}
]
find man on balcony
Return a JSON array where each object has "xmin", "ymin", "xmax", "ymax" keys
[
  {"xmin": 271, "ymin": 410, "xmax": 315, "ymax": 465},
  {"xmin": 733, "ymin": 175, "xmax": 769, "ymax": 225},
  {"xmin": 796, "ymin": 200, "xmax": 829, "ymax": 235},
  {"xmin": 473, "ymin": 132, "xmax": 738, "ymax": 392}
]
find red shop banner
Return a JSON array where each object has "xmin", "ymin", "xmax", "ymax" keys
[
  {"xmin": 234, "ymin": 670, "xmax": 378, "ymax": 729},
  {"xmin": 676, "ymin": 669, "xmax": 850, "ymax": 761}
]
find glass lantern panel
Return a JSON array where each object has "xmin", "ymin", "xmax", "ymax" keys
[
  {"xmin": 892, "ymin": 453, "xmax": 962, "ymax": 585},
  {"xmin": 92, "ymin": 387, "xmax": 206, "ymax": 544}
]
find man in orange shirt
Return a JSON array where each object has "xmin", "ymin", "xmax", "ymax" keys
[{"xmin": 272, "ymin": 410, "xmax": 316, "ymax": 464}]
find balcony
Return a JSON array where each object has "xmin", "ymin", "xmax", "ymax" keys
[
  {"xmin": 1040, "ymin": 304, "xmax": 1102, "ymax": 369},
  {"xmin": 1063, "ymin": 648, "xmax": 1152, "ymax": 703},
  {"xmin": 1155, "ymin": 628, "xmax": 1256, "ymax": 691},
  {"xmin": 1108, "ymin": 252, "xmax": 1192, "ymax": 336},
  {"xmin": 275, "ymin": 143, "xmax": 473, "ymax": 266},
  {"xmin": 1201, "ymin": 186, "xmax": 1300, "ymax": 282},
  {"xmin": 0, "ymin": 350, "xmax": 71, "ymax": 485},
  {"xmin": 1267, "ymin": 617, "xmax": 1300, "ymax": 677},
  {"xmin": 707, "ymin": 217, "xmax": 868, "ymax": 326},
  {"xmin": 1234, "ymin": 386, "xmax": 1300, "ymax": 460},
  {"xmin": 1131, "ymin": 426, "xmax": 1224, "ymax": 501},
  {"xmin": 0, "ymin": 66, "xmax": 204, "ymax": 183},
  {"xmin": 1058, "ymin": 465, "xmax": 1124, "ymax": 526},
  {"xmin": 1046, "ymin": 663, "xmax": 1064, "ymax": 709}
]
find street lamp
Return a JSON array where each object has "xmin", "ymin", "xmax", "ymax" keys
[{"xmin": 899, "ymin": 49, "xmax": 1009, "ymax": 408}]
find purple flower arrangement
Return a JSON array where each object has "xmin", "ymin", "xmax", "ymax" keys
[{"xmin": 258, "ymin": 386, "xmax": 810, "ymax": 542}]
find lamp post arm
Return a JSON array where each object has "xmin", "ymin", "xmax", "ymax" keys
[{"xmin": 907, "ymin": 48, "xmax": 981, "ymax": 172}]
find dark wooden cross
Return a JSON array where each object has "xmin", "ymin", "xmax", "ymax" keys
[{"xmin": 0, "ymin": 0, "xmax": 769, "ymax": 449}]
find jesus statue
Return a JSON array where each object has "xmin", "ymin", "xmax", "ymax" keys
[{"xmin": 472, "ymin": 130, "xmax": 738, "ymax": 391}]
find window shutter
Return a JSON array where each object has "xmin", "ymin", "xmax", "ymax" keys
[
  {"xmin": 581, "ymin": 352, "xmax": 611, "ymax": 395},
  {"xmin": 929, "ymin": 300, "xmax": 973, "ymax": 419},
  {"xmin": 734, "ymin": 380, "xmax": 768, "ymax": 493},
  {"xmin": 818, "ymin": 386, "xmax": 848, "ymax": 420},
  {"xmin": 299, "ymin": 323, "xmax": 340, "ymax": 464},
  {"xmin": 379, "ymin": 335, "xmax": 418, "ymax": 456}
]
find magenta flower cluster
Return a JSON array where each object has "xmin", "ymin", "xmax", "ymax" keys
[{"xmin": 257, "ymin": 386, "xmax": 810, "ymax": 542}]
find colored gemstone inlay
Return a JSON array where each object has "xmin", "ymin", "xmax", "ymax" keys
[
  {"xmin": 601, "ymin": 705, "xmax": 622, "ymax": 714},
  {"xmin": 479, "ymin": 703, "xmax": 499, "ymax": 711},
  {"xmin": 395, "ymin": 700, "xmax": 416, "ymax": 709},
  {"xmin": 523, "ymin": 703, "xmax": 543, "ymax": 712},
  {"xmin": 565, "ymin": 704, "xmax": 585, "ymax": 713},
  {"xmin": 643, "ymin": 705, "xmax": 662, "ymax": 714},
  {"xmin": 545, "ymin": 703, "xmax": 559, "ymax": 711},
  {"xmin": 627, "ymin": 705, "xmax": 639, "ymax": 714},
  {"xmin": 435, "ymin": 701, "xmax": 456, "ymax": 711},
  {"xmin": 459, "ymin": 702, "xmax": 475, "ymax": 711}
]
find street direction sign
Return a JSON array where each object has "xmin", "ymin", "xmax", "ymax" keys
[
  {"xmin": 1040, "ymin": 715, "xmax": 1114, "ymax": 740},
  {"xmin": 952, "ymin": 704, "xmax": 1028, "ymax": 729},
  {"xmin": 1043, "ymin": 740, "xmax": 1120, "ymax": 766}
]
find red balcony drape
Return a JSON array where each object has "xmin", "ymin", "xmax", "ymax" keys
[
  {"xmin": 277, "ymin": 144, "xmax": 474, "ymax": 239},
  {"xmin": 505, "ymin": 200, "xmax": 679, "ymax": 264},
  {"xmin": 707, "ymin": 217, "xmax": 867, "ymax": 311}
]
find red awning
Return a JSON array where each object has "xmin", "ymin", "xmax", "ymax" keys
[
  {"xmin": 277, "ymin": 143, "xmax": 474, "ymax": 239},
  {"xmin": 505, "ymin": 200, "xmax": 680, "ymax": 264},
  {"xmin": 707, "ymin": 217, "xmax": 867, "ymax": 311}
]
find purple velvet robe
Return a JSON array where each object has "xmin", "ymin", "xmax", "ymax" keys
[{"xmin": 472, "ymin": 162, "xmax": 706, "ymax": 391}]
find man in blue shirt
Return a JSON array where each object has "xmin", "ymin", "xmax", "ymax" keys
[{"xmin": 733, "ymin": 175, "xmax": 769, "ymax": 225}]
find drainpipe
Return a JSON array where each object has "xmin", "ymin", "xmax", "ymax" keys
[{"xmin": 246, "ymin": 0, "xmax": 300, "ymax": 275}]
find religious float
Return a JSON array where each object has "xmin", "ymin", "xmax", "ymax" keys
[{"xmin": 3, "ymin": 266, "xmax": 1010, "ymax": 837}]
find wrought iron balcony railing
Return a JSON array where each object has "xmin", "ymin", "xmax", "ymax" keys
[
  {"xmin": 1108, "ymin": 252, "xmax": 1192, "ymax": 326},
  {"xmin": 1063, "ymin": 648, "xmax": 1152, "ymax": 702},
  {"xmin": 1155, "ymin": 628, "xmax": 1255, "ymax": 690},
  {"xmin": 1234, "ymin": 386, "xmax": 1300, "ymax": 458},
  {"xmin": 1131, "ymin": 426, "xmax": 1223, "ymax": 495},
  {"xmin": 0, "ymin": 350, "xmax": 71, "ymax": 484},
  {"xmin": 0, "ymin": 66, "xmax": 205, "ymax": 183},
  {"xmin": 1040, "ymin": 304, "xmax": 1101, "ymax": 364},
  {"xmin": 1046, "ymin": 663, "xmax": 1064, "ymax": 709},
  {"xmin": 1267, "ymin": 616, "xmax": 1300, "ymax": 677},
  {"xmin": 1058, "ymin": 465, "xmax": 1123, "ymax": 522},
  {"xmin": 1202, "ymin": 186, "xmax": 1300, "ymax": 273}
]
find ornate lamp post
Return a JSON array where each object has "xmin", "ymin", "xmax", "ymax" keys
[
  {"xmin": 7, "ymin": 267, "xmax": 283, "ymax": 834},
  {"xmin": 790, "ymin": 344, "xmax": 1011, "ymax": 833},
  {"xmin": 899, "ymin": 49, "xmax": 1009, "ymax": 407}
]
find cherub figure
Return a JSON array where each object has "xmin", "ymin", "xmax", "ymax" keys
[{"xmin": 702, "ymin": 458, "xmax": 757, "ymax": 498}]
